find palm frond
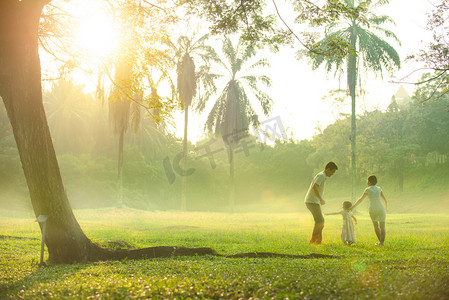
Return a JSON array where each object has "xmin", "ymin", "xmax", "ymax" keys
[
  {"xmin": 194, "ymin": 65, "xmax": 220, "ymax": 112},
  {"xmin": 222, "ymin": 37, "xmax": 238, "ymax": 71},
  {"xmin": 240, "ymin": 76, "xmax": 273, "ymax": 115},
  {"xmin": 244, "ymin": 58, "xmax": 271, "ymax": 72},
  {"xmin": 205, "ymin": 85, "xmax": 228, "ymax": 132},
  {"xmin": 241, "ymin": 74, "xmax": 272, "ymax": 88},
  {"xmin": 253, "ymin": 90, "xmax": 273, "ymax": 116},
  {"xmin": 357, "ymin": 27, "xmax": 401, "ymax": 75},
  {"xmin": 255, "ymin": 74, "xmax": 273, "ymax": 87},
  {"xmin": 368, "ymin": 15, "xmax": 396, "ymax": 26},
  {"xmin": 245, "ymin": 101, "xmax": 260, "ymax": 128},
  {"xmin": 196, "ymin": 45, "xmax": 221, "ymax": 64},
  {"xmin": 206, "ymin": 37, "xmax": 273, "ymax": 144},
  {"xmin": 241, "ymin": 44, "xmax": 256, "ymax": 62},
  {"xmin": 371, "ymin": 0, "xmax": 391, "ymax": 10},
  {"xmin": 191, "ymin": 33, "xmax": 210, "ymax": 50},
  {"xmin": 370, "ymin": 25, "xmax": 401, "ymax": 45}
]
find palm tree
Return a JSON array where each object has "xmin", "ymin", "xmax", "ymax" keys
[
  {"xmin": 102, "ymin": 0, "xmax": 177, "ymax": 207},
  {"xmin": 309, "ymin": 0, "xmax": 401, "ymax": 200},
  {"xmin": 205, "ymin": 37, "xmax": 273, "ymax": 212},
  {"xmin": 167, "ymin": 30, "xmax": 218, "ymax": 210},
  {"xmin": 108, "ymin": 60, "xmax": 134, "ymax": 206},
  {"xmin": 107, "ymin": 60, "xmax": 173, "ymax": 207}
]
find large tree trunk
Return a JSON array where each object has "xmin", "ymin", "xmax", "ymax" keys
[
  {"xmin": 0, "ymin": 1, "xmax": 216, "ymax": 264},
  {"xmin": 0, "ymin": 0, "xmax": 102, "ymax": 264}
]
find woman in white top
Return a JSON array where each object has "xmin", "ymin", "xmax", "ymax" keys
[{"xmin": 351, "ymin": 175, "xmax": 388, "ymax": 246}]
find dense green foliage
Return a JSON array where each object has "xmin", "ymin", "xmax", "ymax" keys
[
  {"xmin": 205, "ymin": 37, "xmax": 273, "ymax": 142},
  {"xmin": 1, "ymin": 209, "xmax": 449, "ymax": 298},
  {"xmin": 1, "ymin": 78, "xmax": 448, "ymax": 212}
]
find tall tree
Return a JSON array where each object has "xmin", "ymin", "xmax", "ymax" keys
[
  {"xmin": 308, "ymin": 0, "xmax": 401, "ymax": 200},
  {"xmin": 0, "ymin": 0, "xmax": 216, "ymax": 264},
  {"xmin": 0, "ymin": 0, "xmax": 106, "ymax": 264},
  {"xmin": 108, "ymin": 60, "xmax": 133, "ymax": 206},
  {"xmin": 167, "ymin": 31, "xmax": 217, "ymax": 210},
  {"xmin": 104, "ymin": 0, "xmax": 178, "ymax": 206},
  {"xmin": 205, "ymin": 37, "xmax": 273, "ymax": 212}
]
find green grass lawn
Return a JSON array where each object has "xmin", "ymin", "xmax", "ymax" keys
[{"xmin": 1, "ymin": 208, "xmax": 449, "ymax": 299}]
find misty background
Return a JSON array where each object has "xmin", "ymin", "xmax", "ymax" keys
[
  {"xmin": 1, "ymin": 80, "xmax": 448, "ymax": 214},
  {"xmin": 0, "ymin": 0, "xmax": 448, "ymax": 215}
]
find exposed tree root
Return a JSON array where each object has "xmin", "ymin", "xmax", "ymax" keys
[
  {"xmin": 106, "ymin": 246, "xmax": 219, "ymax": 260},
  {"xmin": 6, "ymin": 236, "xmax": 341, "ymax": 263},
  {"xmin": 87, "ymin": 243, "xmax": 341, "ymax": 262}
]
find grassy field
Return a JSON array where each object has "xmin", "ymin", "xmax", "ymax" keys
[{"xmin": 1, "ymin": 208, "xmax": 449, "ymax": 299}]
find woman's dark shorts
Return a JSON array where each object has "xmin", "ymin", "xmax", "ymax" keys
[{"xmin": 306, "ymin": 203, "xmax": 324, "ymax": 224}]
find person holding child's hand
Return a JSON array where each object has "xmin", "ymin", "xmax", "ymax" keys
[
  {"xmin": 325, "ymin": 201, "xmax": 357, "ymax": 245},
  {"xmin": 304, "ymin": 162, "xmax": 338, "ymax": 245},
  {"xmin": 351, "ymin": 175, "xmax": 388, "ymax": 247}
]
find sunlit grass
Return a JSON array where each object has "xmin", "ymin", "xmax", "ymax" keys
[{"xmin": 1, "ymin": 208, "xmax": 449, "ymax": 299}]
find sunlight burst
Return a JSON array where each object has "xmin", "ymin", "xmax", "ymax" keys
[{"xmin": 74, "ymin": 11, "xmax": 119, "ymax": 58}]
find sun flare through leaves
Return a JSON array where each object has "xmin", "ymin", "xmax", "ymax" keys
[{"xmin": 74, "ymin": 6, "xmax": 119, "ymax": 59}]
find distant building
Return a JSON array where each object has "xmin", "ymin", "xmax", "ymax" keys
[
  {"xmin": 388, "ymin": 85, "xmax": 412, "ymax": 111},
  {"xmin": 394, "ymin": 85, "xmax": 412, "ymax": 107}
]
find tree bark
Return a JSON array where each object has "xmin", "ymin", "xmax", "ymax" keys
[
  {"xmin": 117, "ymin": 128, "xmax": 125, "ymax": 207},
  {"xmin": 181, "ymin": 104, "xmax": 189, "ymax": 211},
  {"xmin": 0, "ymin": 0, "xmax": 103, "ymax": 264},
  {"xmin": 228, "ymin": 145, "xmax": 235, "ymax": 213}
]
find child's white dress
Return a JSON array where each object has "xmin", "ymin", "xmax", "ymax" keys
[{"xmin": 340, "ymin": 210, "xmax": 356, "ymax": 244}]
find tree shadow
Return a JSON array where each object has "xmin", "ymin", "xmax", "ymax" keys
[{"xmin": 91, "ymin": 241, "xmax": 342, "ymax": 260}]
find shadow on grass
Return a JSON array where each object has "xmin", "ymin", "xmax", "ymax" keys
[{"xmin": 93, "ymin": 239, "xmax": 342, "ymax": 260}]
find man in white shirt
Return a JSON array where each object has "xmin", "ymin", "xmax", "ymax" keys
[{"xmin": 304, "ymin": 161, "xmax": 338, "ymax": 244}]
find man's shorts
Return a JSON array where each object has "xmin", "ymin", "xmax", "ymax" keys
[{"xmin": 306, "ymin": 203, "xmax": 324, "ymax": 224}]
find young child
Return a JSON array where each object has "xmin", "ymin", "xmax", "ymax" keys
[
  {"xmin": 351, "ymin": 175, "xmax": 388, "ymax": 246},
  {"xmin": 325, "ymin": 201, "xmax": 357, "ymax": 245}
]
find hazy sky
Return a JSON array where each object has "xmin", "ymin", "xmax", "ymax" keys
[{"xmin": 175, "ymin": 0, "xmax": 436, "ymax": 143}]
